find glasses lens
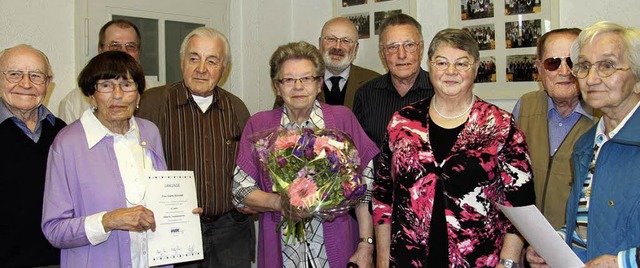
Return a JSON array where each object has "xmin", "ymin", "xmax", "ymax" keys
[{"xmin": 543, "ymin": 58, "xmax": 562, "ymax": 71}]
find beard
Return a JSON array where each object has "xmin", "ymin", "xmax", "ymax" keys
[{"xmin": 323, "ymin": 48, "xmax": 353, "ymax": 72}]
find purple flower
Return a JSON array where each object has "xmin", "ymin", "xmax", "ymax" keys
[
  {"xmin": 277, "ymin": 155, "xmax": 287, "ymax": 167},
  {"xmin": 328, "ymin": 151, "xmax": 341, "ymax": 172},
  {"xmin": 351, "ymin": 184, "xmax": 366, "ymax": 199},
  {"xmin": 352, "ymin": 174, "xmax": 363, "ymax": 185}
]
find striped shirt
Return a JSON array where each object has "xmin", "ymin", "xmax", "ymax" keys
[
  {"xmin": 353, "ymin": 68, "xmax": 435, "ymax": 148},
  {"xmin": 137, "ymin": 82, "xmax": 250, "ymax": 219}
]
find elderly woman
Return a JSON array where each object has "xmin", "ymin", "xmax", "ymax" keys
[
  {"xmin": 373, "ymin": 28, "xmax": 535, "ymax": 268},
  {"xmin": 527, "ymin": 21, "xmax": 640, "ymax": 268},
  {"xmin": 232, "ymin": 41, "xmax": 379, "ymax": 268},
  {"xmin": 42, "ymin": 51, "xmax": 174, "ymax": 267}
]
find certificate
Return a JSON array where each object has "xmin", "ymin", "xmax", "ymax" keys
[
  {"xmin": 146, "ymin": 171, "xmax": 203, "ymax": 266},
  {"xmin": 497, "ymin": 204, "xmax": 584, "ymax": 268}
]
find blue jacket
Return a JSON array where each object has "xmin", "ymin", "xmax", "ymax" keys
[{"xmin": 566, "ymin": 106, "xmax": 640, "ymax": 266}]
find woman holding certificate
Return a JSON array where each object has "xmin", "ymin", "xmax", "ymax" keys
[{"xmin": 42, "ymin": 51, "xmax": 171, "ymax": 267}]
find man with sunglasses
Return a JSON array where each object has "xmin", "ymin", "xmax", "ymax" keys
[
  {"xmin": 512, "ymin": 28, "xmax": 595, "ymax": 229},
  {"xmin": 58, "ymin": 19, "xmax": 161, "ymax": 124}
]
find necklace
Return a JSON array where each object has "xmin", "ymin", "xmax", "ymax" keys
[{"xmin": 432, "ymin": 96, "xmax": 474, "ymax": 119}]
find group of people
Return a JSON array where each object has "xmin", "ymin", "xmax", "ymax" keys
[{"xmin": 2, "ymin": 10, "xmax": 640, "ymax": 268}]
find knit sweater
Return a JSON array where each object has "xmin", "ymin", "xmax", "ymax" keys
[{"xmin": 0, "ymin": 117, "xmax": 65, "ymax": 267}]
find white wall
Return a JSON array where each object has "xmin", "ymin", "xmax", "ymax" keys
[
  {"xmin": 0, "ymin": 0, "xmax": 75, "ymax": 116},
  {"xmin": 1, "ymin": 0, "xmax": 639, "ymax": 115}
]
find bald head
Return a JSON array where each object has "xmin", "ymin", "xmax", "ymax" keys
[
  {"xmin": 319, "ymin": 17, "xmax": 360, "ymax": 74},
  {"xmin": 0, "ymin": 44, "xmax": 52, "ymax": 77}
]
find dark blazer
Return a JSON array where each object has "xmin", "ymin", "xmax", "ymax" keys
[{"xmin": 273, "ymin": 64, "xmax": 380, "ymax": 109}]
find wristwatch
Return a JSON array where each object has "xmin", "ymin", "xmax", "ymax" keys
[
  {"xmin": 499, "ymin": 258, "xmax": 520, "ymax": 268},
  {"xmin": 360, "ymin": 237, "xmax": 374, "ymax": 244}
]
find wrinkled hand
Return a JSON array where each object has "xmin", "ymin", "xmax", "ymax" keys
[
  {"xmin": 102, "ymin": 205, "xmax": 156, "ymax": 232},
  {"xmin": 280, "ymin": 196, "xmax": 311, "ymax": 221},
  {"xmin": 348, "ymin": 243, "xmax": 374, "ymax": 268},
  {"xmin": 236, "ymin": 206, "xmax": 259, "ymax": 215},
  {"xmin": 585, "ymin": 254, "xmax": 617, "ymax": 268},
  {"xmin": 526, "ymin": 246, "xmax": 551, "ymax": 268},
  {"xmin": 192, "ymin": 208, "xmax": 203, "ymax": 214}
]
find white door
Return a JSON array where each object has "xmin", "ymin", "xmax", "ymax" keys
[{"xmin": 75, "ymin": 0, "xmax": 229, "ymax": 84}]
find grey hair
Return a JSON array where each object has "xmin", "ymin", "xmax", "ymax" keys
[
  {"xmin": 570, "ymin": 21, "xmax": 640, "ymax": 79},
  {"xmin": 0, "ymin": 44, "xmax": 53, "ymax": 78},
  {"xmin": 179, "ymin": 26, "xmax": 231, "ymax": 67}
]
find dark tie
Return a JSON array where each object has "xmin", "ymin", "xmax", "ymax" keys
[{"xmin": 326, "ymin": 76, "xmax": 342, "ymax": 105}]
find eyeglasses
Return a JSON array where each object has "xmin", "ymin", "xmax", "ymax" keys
[
  {"xmin": 1, "ymin": 70, "xmax": 49, "ymax": 85},
  {"xmin": 94, "ymin": 79, "xmax": 138, "ymax": 93},
  {"xmin": 322, "ymin": 36, "xmax": 356, "ymax": 46},
  {"xmin": 382, "ymin": 41, "xmax": 422, "ymax": 54},
  {"xmin": 543, "ymin": 56, "xmax": 573, "ymax": 71},
  {"xmin": 571, "ymin": 60, "xmax": 631, "ymax": 79},
  {"xmin": 276, "ymin": 76, "xmax": 321, "ymax": 87},
  {"xmin": 430, "ymin": 60, "xmax": 475, "ymax": 72},
  {"xmin": 104, "ymin": 41, "xmax": 139, "ymax": 52}
]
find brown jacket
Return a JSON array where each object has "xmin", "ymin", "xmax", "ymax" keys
[{"xmin": 516, "ymin": 90, "xmax": 594, "ymax": 229}]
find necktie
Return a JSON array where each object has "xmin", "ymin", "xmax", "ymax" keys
[{"xmin": 327, "ymin": 76, "xmax": 342, "ymax": 105}]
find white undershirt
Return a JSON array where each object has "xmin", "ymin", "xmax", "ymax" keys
[{"xmin": 192, "ymin": 94, "xmax": 213, "ymax": 112}]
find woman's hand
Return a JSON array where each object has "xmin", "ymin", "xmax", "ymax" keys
[
  {"xmin": 102, "ymin": 205, "xmax": 156, "ymax": 232},
  {"xmin": 348, "ymin": 242, "xmax": 374, "ymax": 268},
  {"xmin": 525, "ymin": 246, "xmax": 551, "ymax": 268}
]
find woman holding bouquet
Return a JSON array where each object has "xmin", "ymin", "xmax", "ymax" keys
[
  {"xmin": 232, "ymin": 41, "xmax": 379, "ymax": 268},
  {"xmin": 373, "ymin": 29, "xmax": 535, "ymax": 267}
]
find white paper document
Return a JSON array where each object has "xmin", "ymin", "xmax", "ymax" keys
[
  {"xmin": 146, "ymin": 170, "xmax": 203, "ymax": 266},
  {"xmin": 497, "ymin": 204, "xmax": 584, "ymax": 268}
]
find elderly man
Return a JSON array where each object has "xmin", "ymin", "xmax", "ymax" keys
[
  {"xmin": 0, "ymin": 45, "xmax": 64, "ymax": 267},
  {"xmin": 274, "ymin": 17, "xmax": 379, "ymax": 109},
  {"xmin": 353, "ymin": 13, "xmax": 434, "ymax": 149},
  {"xmin": 58, "ymin": 19, "xmax": 161, "ymax": 123},
  {"xmin": 512, "ymin": 28, "xmax": 595, "ymax": 229},
  {"xmin": 137, "ymin": 27, "xmax": 253, "ymax": 268}
]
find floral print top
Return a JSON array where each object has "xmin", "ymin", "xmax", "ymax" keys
[{"xmin": 373, "ymin": 97, "xmax": 535, "ymax": 267}]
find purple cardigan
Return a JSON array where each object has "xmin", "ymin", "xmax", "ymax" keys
[
  {"xmin": 42, "ymin": 117, "xmax": 167, "ymax": 268},
  {"xmin": 236, "ymin": 103, "xmax": 379, "ymax": 267}
]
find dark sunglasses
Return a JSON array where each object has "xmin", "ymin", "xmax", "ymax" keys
[{"xmin": 543, "ymin": 56, "xmax": 573, "ymax": 71}]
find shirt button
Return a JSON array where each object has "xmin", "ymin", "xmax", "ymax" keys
[
  {"xmin": 226, "ymin": 139, "xmax": 231, "ymax": 145},
  {"xmin": 608, "ymin": 200, "xmax": 615, "ymax": 207},
  {"xmin": 559, "ymin": 123, "xmax": 563, "ymax": 127}
]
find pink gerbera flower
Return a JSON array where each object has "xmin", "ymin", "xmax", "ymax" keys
[
  {"xmin": 274, "ymin": 134, "xmax": 300, "ymax": 150},
  {"xmin": 288, "ymin": 177, "xmax": 318, "ymax": 208}
]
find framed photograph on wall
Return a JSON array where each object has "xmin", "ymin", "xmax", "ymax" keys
[
  {"xmin": 449, "ymin": 0, "xmax": 559, "ymax": 99},
  {"xmin": 333, "ymin": 0, "xmax": 416, "ymax": 73}
]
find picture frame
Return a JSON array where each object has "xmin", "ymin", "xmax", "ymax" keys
[
  {"xmin": 449, "ymin": 0, "xmax": 559, "ymax": 99},
  {"xmin": 333, "ymin": 0, "xmax": 417, "ymax": 73}
]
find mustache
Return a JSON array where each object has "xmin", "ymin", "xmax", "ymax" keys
[{"xmin": 328, "ymin": 48, "xmax": 345, "ymax": 56}]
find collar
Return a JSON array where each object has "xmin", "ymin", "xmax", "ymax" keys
[
  {"xmin": 281, "ymin": 100, "xmax": 324, "ymax": 129},
  {"xmin": 0, "ymin": 98, "xmax": 56, "ymax": 125},
  {"xmin": 80, "ymin": 109, "xmax": 138, "ymax": 149},
  {"xmin": 546, "ymin": 96, "xmax": 594, "ymax": 120},
  {"xmin": 324, "ymin": 65, "xmax": 351, "ymax": 82},
  {"xmin": 176, "ymin": 81, "xmax": 222, "ymax": 111},
  {"xmin": 595, "ymin": 99, "xmax": 640, "ymax": 141},
  {"xmin": 372, "ymin": 68, "xmax": 431, "ymax": 92}
]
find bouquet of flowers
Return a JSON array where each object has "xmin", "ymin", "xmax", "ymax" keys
[{"xmin": 255, "ymin": 128, "xmax": 366, "ymax": 243}]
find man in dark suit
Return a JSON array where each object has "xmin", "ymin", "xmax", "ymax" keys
[{"xmin": 274, "ymin": 17, "xmax": 379, "ymax": 109}]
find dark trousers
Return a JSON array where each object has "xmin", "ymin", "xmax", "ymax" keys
[{"xmin": 176, "ymin": 211, "xmax": 255, "ymax": 268}]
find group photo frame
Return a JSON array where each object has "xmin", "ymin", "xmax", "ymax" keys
[{"xmin": 449, "ymin": 0, "xmax": 559, "ymax": 99}]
